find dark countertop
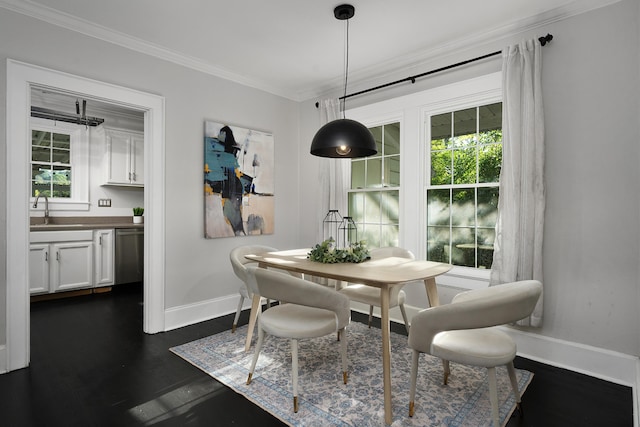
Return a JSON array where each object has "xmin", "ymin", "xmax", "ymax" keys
[{"xmin": 30, "ymin": 216, "xmax": 144, "ymax": 231}]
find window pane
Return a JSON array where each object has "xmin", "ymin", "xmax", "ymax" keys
[
  {"xmin": 427, "ymin": 189, "xmax": 450, "ymax": 226},
  {"xmin": 370, "ymin": 126, "xmax": 383, "ymax": 158},
  {"xmin": 453, "ymin": 107, "xmax": 476, "ymax": 137},
  {"xmin": 351, "ymin": 160, "xmax": 365, "ymax": 188},
  {"xmin": 384, "ymin": 155, "xmax": 400, "ymax": 186},
  {"xmin": 381, "ymin": 190, "xmax": 399, "ymax": 223},
  {"xmin": 52, "ymin": 148, "xmax": 70, "ymax": 164},
  {"xmin": 478, "ymin": 143, "xmax": 502, "ymax": 183},
  {"xmin": 479, "ymin": 103, "xmax": 502, "ymax": 135},
  {"xmin": 32, "ymin": 130, "xmax": 50, "ymax": 147},
  {"xmin": 477, "ymin": 187, "xmax": 499, "ymax": 227},
  {"xmin": 451, "ymin": 188, "xmax": 475, "ymax": 226},
  {"xmin": 380, "ymin": 225, "xmax": 399, "ymax": 247},
  {"xmin": 361, "ymin": 223, "xmax": 380, "ymax": 247},
  {"xmin": 384, "ymin": 123, "xmax": 400, "ymax": 155},
  {"xmin": 427, "ymin": 226, "xmax": 450, "ymax": 263},
  {"xmin": 364, "ymin": 191, "xmax": 381, "ymax": 223},
  {"xmin": 32, "ymin": 147, "xmax": 50, "ymax": 162},
  {"xmin": 348, "ymin": 192, "xmax": 364, "ymax": 223},
  {"xmin": 453, "ymin": 147, "xmax": 476, "ymax": 184},
  {"xmin": 52, "ymin": 132, "xmax": 70, "ymax": 150},
  {"xmin": 430, "ymin": 150, "xmax": 451, "ymax": 185},
  {"xmin": 366, "ymin": 157, "xmax": 382, "ymax": 188},
  {"xmin": 431, "ymin": 112, "xmax": 452, "ymax": 147},
  {"xmin": 452, "ymin": 227, "xmax": 476, "ymax": 267}
]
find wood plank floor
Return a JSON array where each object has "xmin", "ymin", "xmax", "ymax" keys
[{"xmin": 0, "ymin": 283, "xmax": 633, "ymax": 426}]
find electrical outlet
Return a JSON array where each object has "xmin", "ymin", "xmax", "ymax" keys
[{"xmin": 98, "ymin": 199, "xmax": 111, "ymax": 207}]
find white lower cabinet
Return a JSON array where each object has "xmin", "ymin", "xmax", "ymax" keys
[
  {"xmin": 29, "ymin": 230, "xmax": 95, "ymax": 295},
  {"xmin": 94, "ymin": 229, "xmax": 115, "ymax": 287}
]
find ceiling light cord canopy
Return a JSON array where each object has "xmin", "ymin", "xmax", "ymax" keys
[{"xmin": 310, "ymin": 4, "xmax": 377, "ymax": 159}]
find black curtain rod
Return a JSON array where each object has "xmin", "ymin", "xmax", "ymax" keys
[{"xmin": 315, "ymin": 34, "xmax": 553, "ymax": 107}]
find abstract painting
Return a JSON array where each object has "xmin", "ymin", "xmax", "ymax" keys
[{"xmin": 204, "ymin": 121, "xmax": 274, "ymax": 238}]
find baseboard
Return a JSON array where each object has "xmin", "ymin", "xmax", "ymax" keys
[
  {"xmin": 164, "ymin": 294, "xmax": 242, "ymax": 332},
  {"xmin": 0, "ymin": 344, "xmax": 6, "ymax": 374}
]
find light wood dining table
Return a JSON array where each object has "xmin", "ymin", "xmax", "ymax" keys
[{"xmin": 244, "ymin": 248, "xmax": 451, "ymax": 425}]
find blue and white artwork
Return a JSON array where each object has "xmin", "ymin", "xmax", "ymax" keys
[{"xmin": 204, "ymin": 121, "xmax": 274, "ymax": 238}]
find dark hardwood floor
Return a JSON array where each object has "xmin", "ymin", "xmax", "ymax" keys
[{"xmin": 0, "ymin": 283, "xmax": 633, "ymax": 426}]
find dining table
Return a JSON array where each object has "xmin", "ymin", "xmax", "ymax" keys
[{"xmin": 244, "ymin": 248, "xmax": 452, "ymax": 425}]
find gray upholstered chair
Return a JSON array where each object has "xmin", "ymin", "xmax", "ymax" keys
[
  {"xmin": 229, "ymin": 245, "xmax": 278, "ymax": 333},
  {"xmin": 407, "ymin": 280, "xmax": 542, "ymax": 427},
  {"xmin": 339, "ymin": 246, "xmax": 414, "ymax": 333},
  {"xmin": 245, "ymin": 266, "xmax": 351, "ymax": 413}
]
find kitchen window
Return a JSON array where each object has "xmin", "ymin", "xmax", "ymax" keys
[{"xmin": 30, "ymin": 118, "xmax": 90, "ymax": 210}]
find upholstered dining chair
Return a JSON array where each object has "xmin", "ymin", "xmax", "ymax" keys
[
  {"xmin": 407, "ymin": 280, "xmax": 543, "ymax": 427},
  {"xmin": 245, "ymin": 266, "xmax": 351, "ymax": 413},
  {"xmin": 229, "ymin": 245, "xmax": 279, "ymax": 333},
  {"xmin": 339, "ymin": 246, "xmax": 414, "ymax": 333}
]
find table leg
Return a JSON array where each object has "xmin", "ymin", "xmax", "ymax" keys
[
  {"xmin": 244, "ymin": 294, "xmax": 261, "ymax": 352},
  {"xmin": 380, "ymin": 286, "xmax": 392, "ymax": 425},
  {"xmin": 424, "ymin": 277, "xmax": 440, "ymax": 307}
]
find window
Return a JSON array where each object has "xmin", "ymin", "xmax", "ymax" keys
[
  {"xmin": 426, "ymin": 102, "xmax": 502, "ymax": 269},
  {"xmin": 30, "ymin": 118, "xmax": 90, "ymax": 210},
  {"xmin": 31, "ymin": 129, "xmax": 72, "ymax": 198},
  {"xmin": 348, "ymin": 122, "xmax": 400, "ymax": 248}
]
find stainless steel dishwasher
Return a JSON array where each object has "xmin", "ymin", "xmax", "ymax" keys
[{"xmin": 115, "ymin": 228, "xmax": 144, "ymax": 285}]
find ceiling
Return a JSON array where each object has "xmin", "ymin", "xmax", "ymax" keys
[{"xmin": 2, "ymin": 0, "xmax": 620, "ymax": 101}]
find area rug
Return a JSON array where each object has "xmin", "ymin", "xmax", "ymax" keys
[{"xmin": 170, "ymin": 322, "xmax": 532, "ymax": 427}]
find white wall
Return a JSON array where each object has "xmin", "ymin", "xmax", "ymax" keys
[
  {"xmin": 0, "ymin": 7, "xmax": 301, "ymax": 350},
  {"xmin": 299, "ymin": 0, "xmax": 640, "ymax": 359}
]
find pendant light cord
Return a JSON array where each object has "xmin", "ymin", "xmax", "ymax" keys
[{"xmin": 341, "ymin": 18, "xmax": 350, "ymax": 119}]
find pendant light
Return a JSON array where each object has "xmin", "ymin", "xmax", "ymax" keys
[{"xmin": 310, "ymin": 4, "xmax": 377, "ymax": 158}]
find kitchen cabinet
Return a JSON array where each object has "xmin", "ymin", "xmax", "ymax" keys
[
  {"xmin": 94, "ymin": 229, "xmax": 115, "ymax": 287},
  {"xmin": 30, "ymin": 230, "xmax": 94, "ymax": 295},
  {"xmin": 104, "ymin": 128, "xmax": 144, "ymax": 186}
]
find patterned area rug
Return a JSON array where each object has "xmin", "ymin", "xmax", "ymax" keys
[{"xmin": 171, "ymin": 322, "xmax": 532, "ymax": 427}]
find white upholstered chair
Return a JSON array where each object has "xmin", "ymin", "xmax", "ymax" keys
[
  {"xmin": 407, "ymin": 280, "xmax": 542, "ymax": 427},
  {"xmin": 229, "ymin": 245, "xmax": 278, "ymax": 333},
  {"xmin": 245, "ymin": 266, "xmax": 351, "ymax": 413},
  {"xmin": 339, "ymin": 247, "xmax": 414, "ymax": 333}
]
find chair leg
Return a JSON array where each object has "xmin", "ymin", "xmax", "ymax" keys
[
  {"xmin": 506, "ymin": 361, "xmax": 522, "ymax": 411},
  {"xmin": 399, "ymin": 302, "xmax": 410, "ymax": 334},
  {"xmin": 409, "ymin": 350, "xmax": 419, "ymax": 417},
  {"xmin": 246, "ymin": 325, "xmax": 265, "ymax": 385},
  {"xmin": 339, "ymin": 327, "xmax": 348, "ymax": 384},
  {"xmin": 232, "ymin": 295, "xmax": 245, "ymax": 333},
  {"xmin": 291, "ymin": 338, "xmax": 299, "ymax": 413},
  {"xmin": 442, "ymin": 359, "xmax": 450, "ymax": 385},
  {"xmin": 368, "ymin": 305, "xmax": 374, "ymax": 328},
  {"xmin": 487, "ymin": 367, "xmax": 500, "ymax": 427}
]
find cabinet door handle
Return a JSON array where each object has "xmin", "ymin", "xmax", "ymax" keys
[
  {"xmin": 56, "ymin": 251, "xmax": 60, "ymax": 261},
  {"xmin": 45, "ymin": 251, "xmax": 48, "ymax": 262},
  {"xmin": 99, "ymin": 236, "xmax": 102, "ymax": 245}
]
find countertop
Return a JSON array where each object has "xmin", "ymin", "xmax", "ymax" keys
[{"xmin": 30, "ymin": 216, "xmax": 144, "ymax": 232}]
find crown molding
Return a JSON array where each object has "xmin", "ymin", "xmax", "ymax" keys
[
  {"xmin": 0, "ymin": 0, "xmax": 624, "ymax": 103},
  {"xmin": 0, "ymin": 0, "xmax": 297, "ymax": 100}
]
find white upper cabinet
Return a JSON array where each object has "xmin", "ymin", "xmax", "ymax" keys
[{"xmin": 104, "ymin": 128, "xmax": 144, "ymax": 186}]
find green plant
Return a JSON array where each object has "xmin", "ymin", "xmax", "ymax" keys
[
  {"xmin": 133, "ymin": 207, "xmax": 144, "ymax": 216},
  {"xmin": 307, "ymin": 238, "xmax": 370, "ymax": 264}
]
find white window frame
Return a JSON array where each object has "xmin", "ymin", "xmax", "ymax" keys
[
  {"xmin": 348, "ymin": 72, "xmax": 501, "ymax": 288},
  {"xmin": 29, "ymin": 117, "xmax": 90, "ymax": 211}
]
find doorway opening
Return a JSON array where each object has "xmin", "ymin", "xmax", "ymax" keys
[{"xmin": 6, "ymin": 59, "xmax": 166, "ymax": 372}]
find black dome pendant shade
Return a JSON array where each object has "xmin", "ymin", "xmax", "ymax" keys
[
  {"xmin": 310, "ymin": 118, "xmax": 377, "ymax": 157},
  {"xmin": 310, "ymin": 4, "xmax": 377, "ymax": 159}
]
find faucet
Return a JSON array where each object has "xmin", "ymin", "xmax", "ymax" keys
[{"xmin": 33, "ymin": 194, "xmax": 49, "ymax": 225}]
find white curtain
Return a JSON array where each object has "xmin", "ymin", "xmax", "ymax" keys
[
  {"xmin": 490, "ymin": 39, "xmax": 545, "ymax": 327},
  {"xmin": 316, "ymin": 99, "xmax": 350, "ymax": 243}
]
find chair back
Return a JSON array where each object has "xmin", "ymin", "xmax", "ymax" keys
[
  {"xmin": 408, "ymin": 280, "xmax": 542, "ymax": 353},
  {"xmin": 229, "ymin": 245, "xmax": 278, "ymax": 290},
  {"xmin": 370, "ymin": 247, "xmax": 415, "ymax": 260},
  {"xmin": 249, "ymin": 267, "xmax": 351, "ymax": 329}
]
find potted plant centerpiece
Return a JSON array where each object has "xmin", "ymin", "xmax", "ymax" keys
[{"xmin": 133, "ymin": 207, "xmax": 144, "ymax": 224}]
